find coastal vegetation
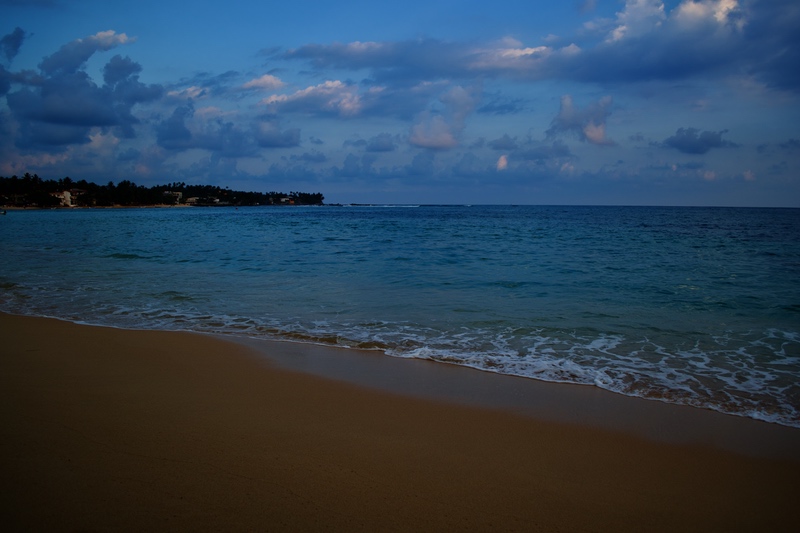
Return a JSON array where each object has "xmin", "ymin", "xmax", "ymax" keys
[{"xmin": 0, "ymin": 173, "xmax": 324, "ymax": 207}]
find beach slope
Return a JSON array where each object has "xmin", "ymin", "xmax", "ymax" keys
[{"xmin": 1, "ymin": 313, "xmax": 798, "ymax": 531}]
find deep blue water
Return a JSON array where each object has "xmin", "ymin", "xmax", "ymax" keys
[{"xmin": 2, "ymin": 205, "xmax": 799, "ymax": 426}]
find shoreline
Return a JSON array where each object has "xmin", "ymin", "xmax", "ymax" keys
[
  {"xmin": 231, "ymin": 334, "xmax": 800, "ymax": 460},
  {"xmin": 2, "ymin": 312, "xmax": 799, "ymax": 531},
  {"xmin": 0, "ymin": 203, "xmax": 322, "ymax": 210}
]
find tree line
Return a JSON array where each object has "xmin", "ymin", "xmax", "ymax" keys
[{"xmin": 0, "ymin": 173, "xmax": 324, "ymax": 207}]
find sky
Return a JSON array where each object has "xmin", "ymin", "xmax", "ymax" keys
[{"xmin": 1, "ymin": 0, "xmax": 799, "ymax": 206}]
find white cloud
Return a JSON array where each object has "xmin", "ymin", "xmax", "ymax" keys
[
  {"xmin": 499, "ymin": 46, "xmax": 550, "ymax": 59},
  {"xmin": 37, "ymin": 29, "xmax": 134, "ymax": 75},
  {"xmin": 87, "ymin": 130, "xmax": 119, "ymax": 153},
  {"xmin": 409, "ymin": 85, "xmax": 479, "ymax": 150},
  {"xmin": 440, "ymin": 86, "xmax": 478, "ymax": 128},
  {"xmin": 496, "ymin": 154, "xmax": 508, "ymax": 170},
  {"xmin": 583, "ymin": 121, "xmax": 612, "ymax": 145},
  {"xmin": 675, "ymin": 0, "xmax": 740, "ymax": 25},
  {"xmin": 547, "ymin": 95, "xmax": 615, "ymax": 146},
  {"xmin": 195, "ymin": 106, "xmax": 235, "ymax": 119},
  {"xmin": 605, "ymin": 0, "xmax": 743, "ymax": 38},
  {"xmin": 344, "ymin": 41, "xmax": 384, "ymax": 53},
  {"xmin": 410, "ymin": 113, "xmax": 458, "ymax": 149},
  {"xmin": 90, "ymin": 30, "xmax": 133, "ymax": 48},
  {"xmin": 167, "ymin": 86, "xmax": 207, "ymax": 100},
  {"xmin": 607, "ymin": 0, "xmax": 667, "ymax": 42},
  {"xmin": 262, "ymin": 80, "xmax": 362, "ymax": 117},
  {"xmin": 560, "ymin": 162, "xmax": 576, "ymax": 174},
  {"xmin": 242, "ymin": 74, "xmax": 285, "ymax": 91},
  {"xmin": 469, "ymin": 38, "xmax": 552, "ymax": 71},
  {"xmin": 468, "ymin": 38, "xmax": 582, "ymax": 77}
]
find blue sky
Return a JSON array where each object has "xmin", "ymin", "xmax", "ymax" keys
[{"xmin": 1, "ymin": 0, "xmax": 799, "ymax": 205}]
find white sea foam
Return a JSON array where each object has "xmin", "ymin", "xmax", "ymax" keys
[{"xmin": 2, "ymin": 205, "xmax": 799, "ymax": 427}]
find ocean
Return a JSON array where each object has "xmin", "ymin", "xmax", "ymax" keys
[{"xmin": 2, "ymin": 205, "xmax": 799, "ymax": 427}]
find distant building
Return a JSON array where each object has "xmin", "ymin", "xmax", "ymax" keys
[
  {"xmin": 50, "ymin": 190, "xmax": 72, "ymax": 206},
  {"xmin": 163, "ymin": 191, "xmax": 183, "ymax": 204},
  {"xmin": 49, "ymin": 189, "xmax": 88, "ymax": 207}
]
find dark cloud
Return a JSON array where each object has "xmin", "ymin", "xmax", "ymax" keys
[
  {"xmin": 156, "ymin": 104, "xmax": 258, "ymax": 157},
  {"xmin": 253, "ymin": 118, "xmax": 301, "ymax": 148},
  {"xmin": 0, "ymin": 0, "xmax": 61, "ymax": 5},
  {"xmin": 290, "ymin": 151, "xmax": 327, "ymax": 163},
  {"xmin": 284, "ymin": 39, "xmax": 469, "ymax": 83},
  {"xmin": 757, "ymin": 138, "xmax": 800, "ymax": 154},
  {"xmin": 661, "ymin": 128, "xmax": 738, "ymax": 155},
  {"xmin": 14, "ymin": 120, "xmax": 93, "ymax": 147},
  {"xmin": 156, "ymin": 105, "xmax": 193, "ymax": 149},
  {"xmin": 14, "ymin": 76, "xmax": 112, "ymax": 125},
  {"xmin": 169, "ymin": 70, "xmax": 241, "ymax": 99},
  {"xmin": 365, "ymin": 82, "xmax": 448, "ymax": 120},
  {"xmin": 343, "ymin": 138, "xmax": 367, "ymax": 149},
  {"xmin": 103, "ymin": 54, "xmax": 141, "ymax": 85},
  {"xmin": 279, "ymin": 2, "xmax": 800, "ymax": 93},
  {"xmin": 332, "ymin": 152, "xmax": 379, "ymax": 178},
  {"xmin": 406, "ymin": 151, "xmax": 435, "ymax": 175},
  {"xmin": 116, "ymin": 147, "xmax": 140, "ymax": 161},
  {"xmin": 0, "ymin": 34, "xmax": 42, "ymax": 92},
  {"xmin": 39, "ymin": 30, "xmax": 132, "ymax": 75},
  {"xmin": 365, "ymin": 132, "xmax": 397, "ymax": 152},
  {"xmin": 104, "ymin": 56, "xmax": 163, "ymax": 137},
  {"xmin": 487, "ymin": 134, "xmax": 518, "ymax": 151},
  {"xmin": 0, "ymin": 66, "xmax": 11, "ymax": 96},
  {"xmin": 453, "ymin": 152, "xmax": 491, "ymax": 177},
  {"xmin": 741, "ymin": 0, "xmax": 800, "ymax": 92},
  {"xmin": 264, "ymin": 160, "xmax": 325, "ymax": 184},
  {"xmin": 477, "ymin": 95, "xmax": 526, "ymax": 115},
  {"xmin": 533, "ymin": 2, "xmax": 783, "ymax": 88},
  {"xmin": 8, "ymin": 72, "xmax": 118, "ymax": 148},
  {"xmin": 339, "ymin": 153, "xmax": 362, "ymax": 177},
  {"xmin": 563, "ymin": 35, "xmax": 728, "ymax": 86},
  {"xmin": 210, "ymin": 123, "xmax": 258, "ymax": 158},
  {"xmin": 575, "ymin": 1, "xmax": 799, "ymax": 92},
  {"xmin": 515, "ymin": 140, "xmax": 572, "ymax": 163},
  {"xmin": 1, "ymin": 27, "xmax": 26, "ymax": 63},
  {"xmin": 5, "ymin": 32, "xmax": 161, "ymax": 147},
  {"xmin": 768, "ymin": 161, "xmax": 789, "ymax": 175}
]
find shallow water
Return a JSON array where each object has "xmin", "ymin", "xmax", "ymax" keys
[{"xmin": 2, "ymin": 205, "xmax": 798, "ymax": 426}]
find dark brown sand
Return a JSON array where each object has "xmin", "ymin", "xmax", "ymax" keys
[{"xmin": 2, "ymin": 312, "xmax": 799, "ymax": 531}]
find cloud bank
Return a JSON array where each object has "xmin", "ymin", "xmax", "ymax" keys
[{"xmin": 0, "ymin": 1, "xmax": 798, "ymax": 206}]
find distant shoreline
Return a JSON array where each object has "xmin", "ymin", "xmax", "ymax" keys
[
  {"xmin": 1, "ymin": 203, "xmax": 192, "ymax": 210},
  {"xmin": 0, "ymin": 203, "xmax": 328, "ymax": 210}
]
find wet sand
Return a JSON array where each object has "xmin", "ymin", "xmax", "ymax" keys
[{"xmin": 2, "ymin": 312, "xmax": 799, "ymax": 531}]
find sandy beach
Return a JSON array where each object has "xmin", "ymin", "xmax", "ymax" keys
[{"xmin": 2, "ymin": 313, "xmax": 799, "ymax": 532}]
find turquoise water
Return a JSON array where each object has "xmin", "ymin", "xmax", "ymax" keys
[{"xmin": 2, "ymin": 205, "xmax": 799, "ymax": 426}]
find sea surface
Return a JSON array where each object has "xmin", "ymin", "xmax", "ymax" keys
[{"xmin": 2, "ymin": 205, "xmax": 799, "ymax": 427}]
